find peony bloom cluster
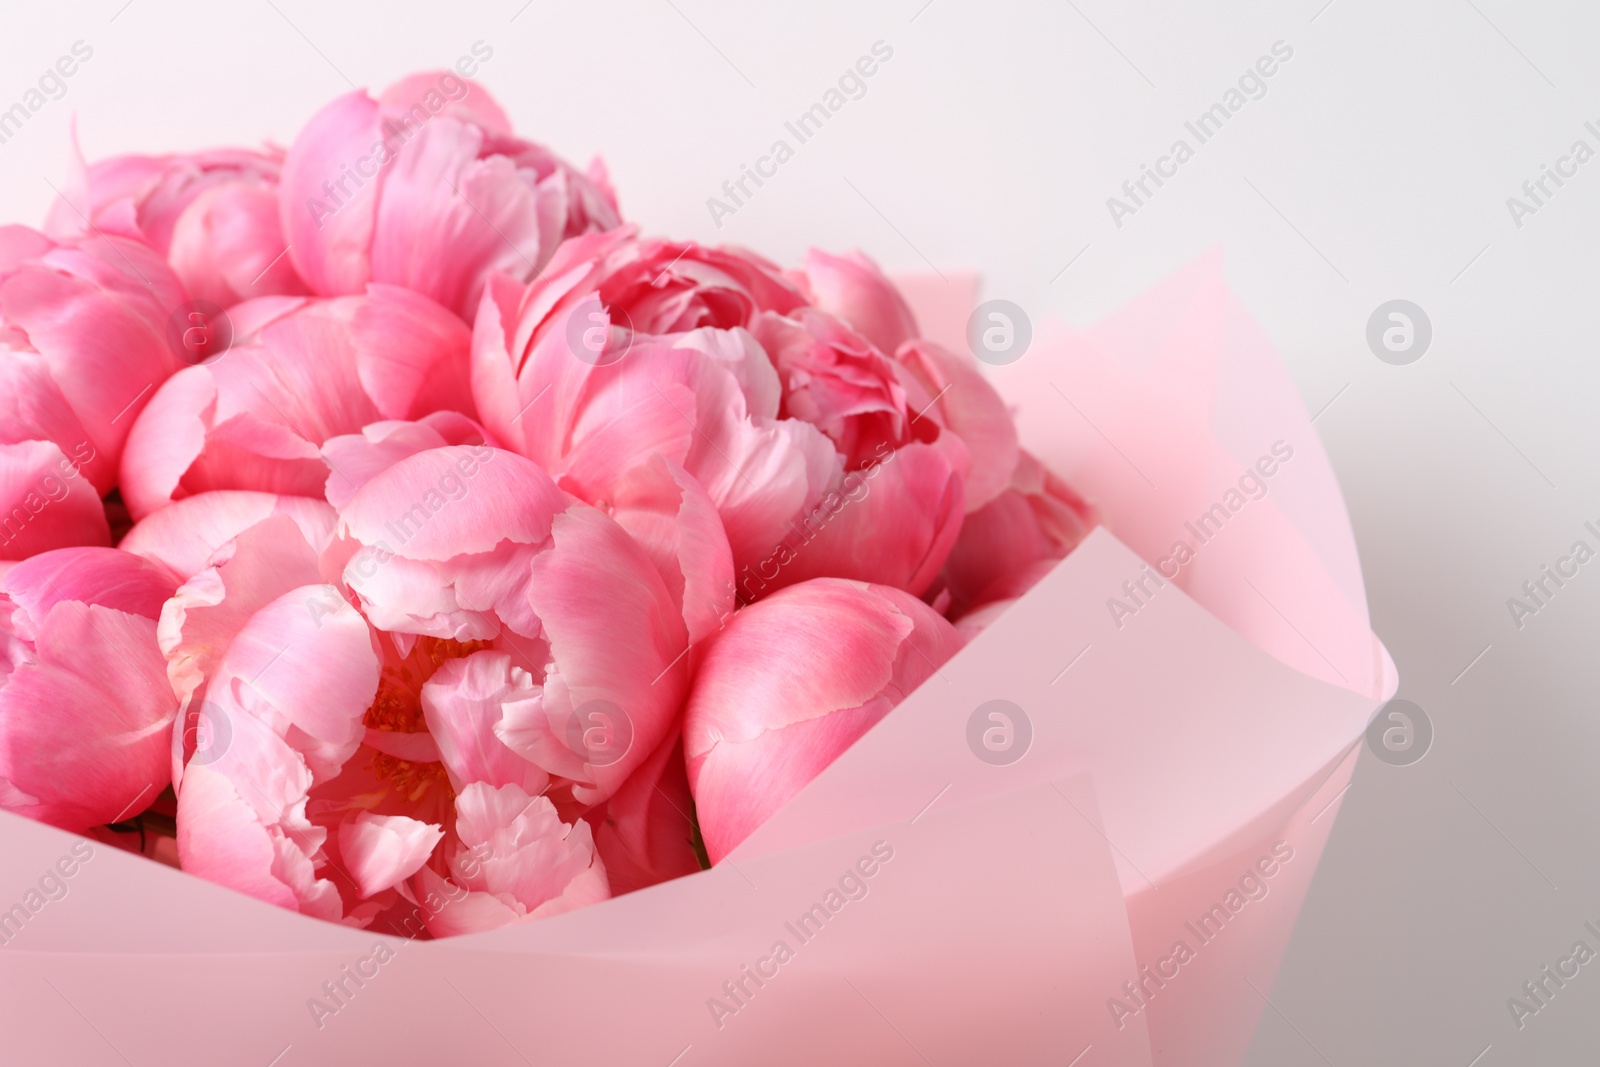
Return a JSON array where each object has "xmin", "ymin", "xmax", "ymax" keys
[{"xmin": 0, "ymin": 73, "xmax": 1095, "ymax": 936}]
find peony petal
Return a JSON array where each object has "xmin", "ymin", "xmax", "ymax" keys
[
  {"xmin": 897, "ymin": 339, "xmax": 1020, "ymax": 512},
  {"xmin": 588, "ymin": 730, "xmax": 703, "ymax": 895},
  {"xmin": 3, "ymin": 546, "xmax": 177, "ymax": 628},
  {"xmin": 339, "ymin": 446, "xmax": 565, "ymax": 561},
  {"xmin": 321, "ymin": 413, "xmax": 485, "ymax": 510},
  {"xmin": 369, "ymin": 120, "xmax": 555, "ymax": 317},
  {"xmin": 799, "ymin": 248, "xmax": 920, "ymax": 357},
  {"xmin": 516, "ymin": 508, "xmax": 688, "ymax": 805},
  {"xmin": 608, "ymin": 455, "xmax": 735, "ymax": 647},
  {"xmin": 167, "ymin": 181, "xmax": 307, "ymax": 307},
  {"xmin": 118, "ymin": 366, "xmax": 219, "ymax": 520},
  {"xmin": 120, "ymin": 491, "xmax": 338, "ymax": 582},
  {"xmin": 338, "ymin": 811, "xmax": 444, "ymax": 898},
  {"xmin": 349, "ymin": 284, "xmax": 475, "ymax": 421},
  {"xmin": 684, "ymin": 578, "xmax": 963, "ymax": 862},
  {"xmin": 0, "ymin": 440, "xmax": 109, "ymax": 561},
  {"xmin": 175, "ymin": 763, "xmax": 300, "ymax": 911},
  {"xmin": 750, "ymin": 441, "xmax": 964, "ymax": 598},
  {"xmin": 0, "ymin": 601, "xmax": 175, "ymax": 830},
  {"xmin": 420, "ymin": 651, "xmax": 550, "ymax": 796},
  {"xmin": 280, "ymin": 90, "xmax": 383, "ymax": 296}
]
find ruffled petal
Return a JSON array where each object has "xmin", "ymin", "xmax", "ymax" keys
[{"xmin": 420, "ymin": 651, "xmax": 550, "ymax": 795}]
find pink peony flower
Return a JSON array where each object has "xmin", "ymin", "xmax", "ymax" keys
[
  {"xmin": 473, "ymin": 232, "xmax": 1008, "ymax": 600},
  {"xmin": 472, "ymin": 254, "xmax": 834, "ymax": 600},
  {"xmin": 0, "ymin": 547, "xmax": 180, "ymax": 830},
  {"xmin": 280, "ymin": 72, "xmax": 621, "ymax": 319},
  {"xmin": 684, "ymin": 578, "xmax": 964, "ymax": 863},
  {"xmin": 162, "ymin": 444, "xmax": 689, "ymax": 932},
  {"xmin": 118, "ymin": 285, "xmax": 476, "ymax": 520},
  {"xmin": 44, "ymin": 146, "xmax": 308, "ymax": 309},
  {"xmin": 0, "ymin": 225, "xmax": 188, "ymax": 495}
]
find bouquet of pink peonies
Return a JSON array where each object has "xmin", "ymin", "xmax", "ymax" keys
[{"xmin": 0, "ymin": 71, "xmax": 1394, "ymax": 1067}]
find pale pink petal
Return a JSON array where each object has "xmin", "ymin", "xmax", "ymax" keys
[
  {"xmin": 379, "ymin": 73, "xmax": 512, "ymax": 136},
  {"xmin": 280, "ymin": 90, "xmax": 383, "ymax": 296},
  {"xmin": 158, "ymin": 516, "xmax": 353, "ymax": 790},
  {"xmin": 322, "ymin": 414, "xmax": 487, "ymax": 510},
  {"xmin": 513, "ymin": 508, "xmax": 688, "ymax": 805},
  {"xmin": 420, "ymin": 651, "xmax": 550, "ymax": 796},
  {"xmin": 369, "ymin": 120, "xmax": 554, "ymax": 317},
  {"xmin": 119, "ymin": 491, "xmax": 337, "ymax": 582},
  {"xmin": 205, "ymin": 582, "xmax": 379, "ymax": 782},
  {"xmin": 166, "ymin": 181, "xmax": 306, "ymax": 307},
  {"xmin": 175, "ymin": 763, "xmax": 300, "ymax": 911},
  {"xmin": 338, "ymin": 812, "xmax": 444, "ymax": 897},
  {"xmin": 338, "ymin": 446, "xmax": 565, "ymax": 561},
  {"xmin": 421, "ymin": 782, "xmax": 607, "ymax": 934}
]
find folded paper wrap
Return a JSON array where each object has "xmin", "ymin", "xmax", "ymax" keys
[{"xmin": 0, "ymin": 253, "xmax": 1393, "ymax": 1066}]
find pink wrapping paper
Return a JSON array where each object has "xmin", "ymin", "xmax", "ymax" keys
[{"xmin": 0, "ymin": 253, "xmax": 1393, "ymax": 1066}]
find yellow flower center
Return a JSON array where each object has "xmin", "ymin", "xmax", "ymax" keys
[{"xmin": 361, "ymin": 636, "xmax": 493, "ymax": 800}]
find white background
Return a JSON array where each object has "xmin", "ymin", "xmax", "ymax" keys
[{"xmin": 3, "ymin": 1, "xmax": 1597, "ymax": 1062}]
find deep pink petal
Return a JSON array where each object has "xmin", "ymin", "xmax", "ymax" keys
[{"xmin": 588, "ymin": 730, "xmax": 702, "ymax": 895}]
